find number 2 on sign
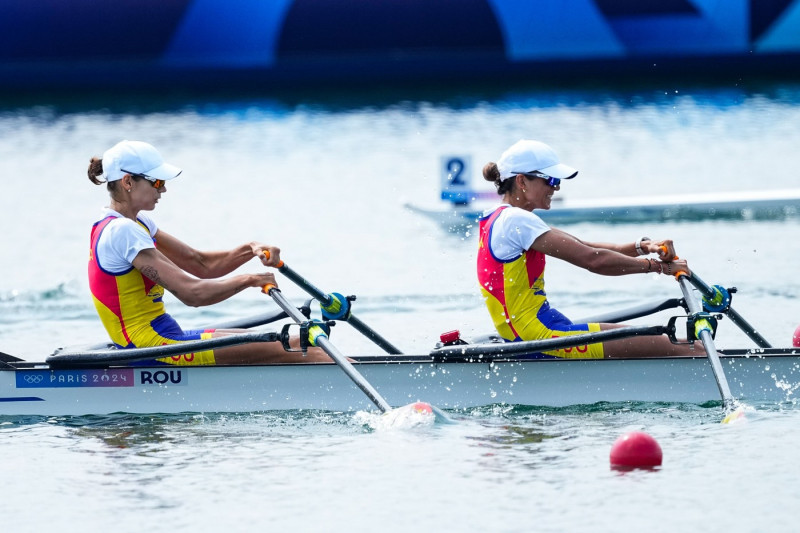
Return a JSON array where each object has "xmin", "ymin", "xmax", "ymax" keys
[{"xmin": 445, "ymin": 157, "xmax": 467, "ymax": 186}]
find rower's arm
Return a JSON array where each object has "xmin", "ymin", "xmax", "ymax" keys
[
  {"xmin": 131, "ymin": 248, "xmax": 275, "ymax": 307},
  {"xmin": 154, "ymin": 230, "xmax": 280, "ymax": 279},
  {"xmin": 552, "ymin": 229, "xmax": 678, "ymax": 261},
  {"xmin": 533, "ymin": 228, "xmax": 654, "ymax": 276},
  {"xmin": 575, "ymin": 239, "xmax": 636, "ymax": 256}
]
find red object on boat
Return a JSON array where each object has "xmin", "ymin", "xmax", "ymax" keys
[
  {"xmin": 793, "ymin": 324, "xmax": 800, "ymax": 347},
  {"xmin": 609, "ymin": 431, "xmax": 663, "ymax": 469},
  {"xmin": 411, "ymin": 402, "xmax": 433, "ymax": 415},
  {"xmin": 440, "ymin": 330, "xmax": 462, "ymax": 345}
]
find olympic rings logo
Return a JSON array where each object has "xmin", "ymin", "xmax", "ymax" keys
[{"xmin": 23, "ymin": 374, "xmax": 44, "ymax": 384}]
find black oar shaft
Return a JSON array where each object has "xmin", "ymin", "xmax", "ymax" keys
[
  {"xmin": 433, "ymin": 325, "xmax": 667, "ymax": 359},
  {"xmin": 346, "ymin": 314, "xmax": 402, "ymax": 354},
  {"xmin": 277, "ymin": 263, "xmax": 331, "ymax": 304},
  {"xmin": 47, "ymin": 331, "xmax": 281, "ymax": 366},
  {"xmin": 688, "ymin": 273, "xmax": 772, "ymax": 348},
  {"xmin": 678, "ymin": 276, "xmax": 734, "ymax": 408},
  {"xmin": 277, "ymin": 263, "xmax": 403, "ymax": 355},
  {"xmin": 575, "ymin": 298, "xmax": 684, "ymax": 324},
  {"xmin": 725, "ymin": 307, "xmax": 772, "ymax": 348},
  {"xmin": 267, "ymin": 287, "xmax": 392, "ymax": 413}
]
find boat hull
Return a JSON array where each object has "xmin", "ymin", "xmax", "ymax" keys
[
  {"xmin": 2, "ymin": 352, "xmax": 799, "ymax": 416},
  {"xmin": 407, "ymin": 188, "xmax": 800, "ymax": 231}
]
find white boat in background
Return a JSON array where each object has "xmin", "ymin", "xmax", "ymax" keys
[
  {"xmin": 408, "ymin": 156, "xmax": 800, "ymax": 231},
  {"xmin": 406, "ymin": 188, "xmax": 800, "ymax": 232}
]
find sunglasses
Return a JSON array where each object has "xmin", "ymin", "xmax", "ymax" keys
[
  {"xmin": 121, "ymin": 169, "xmax": 166, "ymax": 189},
  {"xmin": 516, "ymin": 171, "xmax": 561, "ymax": 188}
]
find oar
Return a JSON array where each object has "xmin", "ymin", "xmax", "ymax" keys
[
  {"xmin": 206, "ymin": 299, "xmax": 312, "ymax": 329},
  {"xmin": 657, "ymin": 245, "xmax": 771, "ymax": 348},
  {"xmin": 263, "ymin": 283, "xmax": 448, "ymax": 424},
  {"xmin": 575, "ymin": 298, "xmax": 684, "ymax": 324},
  {"xmin": 46, "ymin": 331, "xmax": 282, "ymax": 367},
  {"xmin": 0, "ymin": 351, "xmax": 24, "ymax": 369},
  {"xmin": 1, "ymin": 351, "xmax": 24, "ymax": 363},
  {"xmin": 263, "ymin": 252, "xmax": 401, "ymax": 354},
  {"xmin": 433, "ymin": 324, "xmax": 670, "ymax": 360},
  {"xmin": 676, "ymin": 274, "xmax": 738, "ymax": 416},
  {"xmin": 685, "ymin": 272, "xmax": 772, "ymax": 348}
]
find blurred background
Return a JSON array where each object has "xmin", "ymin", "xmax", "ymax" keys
[{"xmin": 2, "ymin": 0, "xmax": 800, "ymax": 91}]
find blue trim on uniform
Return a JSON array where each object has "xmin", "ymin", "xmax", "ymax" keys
[
  {"xmin": 536, "ymin": 304, "xmax": 592, "ymax": 332},
  {"xmin": 150, "ymin": 314, "xmax": 192, "ymax": 340},
  {"xmin": 485, "ymin": 206, "xmax": 524, "ymax": 264},
  {"xmin": 122, "ymin": 315, "xmax": 213, "ymax": 367},
  {"xmin": 505, "ymin": 304, "xmax": 593, "ymax": 359},
  {"xmin": 93, "ymin": 216, "xmax": 134, "ymax": 276}
]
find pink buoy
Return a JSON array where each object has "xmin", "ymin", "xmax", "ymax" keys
[
  {"xmin": 610, "ymin": 431, "xmax": 663, "ymax": 470},
  {"xmin": 410, "ymin": 401, "xmax": 433, "ymax": 415},
  {"xmin": 793, "ymin": 324, "xmax": 800, "ymax": 347}
]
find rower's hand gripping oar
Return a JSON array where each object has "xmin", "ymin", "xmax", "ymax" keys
[
  {"xmin": 262, "ymin": 251, "xmax": 402, "ymax": 355},
  {"xmin": 658, "ymin": 245, "xmax": 771, "ymax": 348},
  {"xmin": 262, "ymin": 283, "xmax": 451, "ymax": 424}
]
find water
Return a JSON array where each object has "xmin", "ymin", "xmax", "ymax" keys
[{"xmin": 1, "ymin": 81, "xmax": 800, "ymax": 531}]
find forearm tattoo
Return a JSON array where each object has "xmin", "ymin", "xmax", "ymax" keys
[{"xmin": 140, "ymin": 265, "xmax": 168, "ymax": 289}]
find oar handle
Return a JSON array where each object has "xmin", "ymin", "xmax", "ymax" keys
[
  {"xmin": 262, "ymin": 282, "xmax": 278, "ymax": 294},
  {"xmin": 262, "ymin": 250, "xmax": 285, "ymax": 268},
  {"xmin": 658, "ymin": 244, "xmax": 679, "ymax": 261},
  {"xmin": 656, "ymin": 246, "xmax": 689, "ymax": 279}
]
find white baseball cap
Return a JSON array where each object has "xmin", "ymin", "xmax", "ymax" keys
[
  {"xmin": 496, "ymin": 140, "xmax": 578, "ymax": 181},
  {"xmin": 100, "ymin": 140, "xmax": 182, "ymax": 183}
]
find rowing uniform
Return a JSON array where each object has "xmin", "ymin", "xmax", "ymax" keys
[
  {"xmin": 477, "ymin": 205, "xmax": 604, "ymax": 359},
  {"xmin": 88, "ymin": 208, "xmax": 216, "ymax": 365}
]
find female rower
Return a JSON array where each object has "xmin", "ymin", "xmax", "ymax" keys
[
  {"xmin": 87, "ymin": 140, "xmax": 330, "ymax": 365},
  {"xmin": 478, "ymin": 139, "xmax": 696, "ymax": 358}
]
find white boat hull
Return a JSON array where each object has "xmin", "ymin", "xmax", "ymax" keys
[
  {"xmin": 408, "ymin": 188, "xmax": 800, "ymax": 230},
  {"xmin": 2, "ymin": 352, "xmax": 798, "ymax": 416}
]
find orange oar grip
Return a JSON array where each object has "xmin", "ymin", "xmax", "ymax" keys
[
  {"xmin": 262, "ymin": 283, "xmax": 277, "ymax": 294},
  {"xmin": 659, "ymin": 245, "xmax": 679, "ymax": 261},
  {"xmin": 262, "ymin": 250, "xmax": 285, "ymax": 268},
  {"xmin": 672, "ymin": 267, "xmax": 690, "ymax": 281}
]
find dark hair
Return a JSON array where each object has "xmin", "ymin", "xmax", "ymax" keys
[
  {"xmin": 483, "ymin": 162, "xmax": 516, "ymax": 195},
  {"xmin": 88, "ymin": 157, "xmax": 144, "ymax": 195},
  {"xmin": 87, "ymin": 157, "xmax": 106, "ymax": 185}
]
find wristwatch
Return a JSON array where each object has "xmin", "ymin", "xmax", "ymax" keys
[{"xmin": 635, "ymin": 236, "xmax": 650, "ymax": 256}]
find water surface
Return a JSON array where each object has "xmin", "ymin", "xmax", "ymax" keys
[{"xmin": 1, "ymin": 81, "xmax": 799, "ymax": 531}]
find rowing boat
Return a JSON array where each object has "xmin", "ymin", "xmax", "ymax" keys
[
  {"xmin": 422, "ymin": 156, "xmax": 800, "ymax": 231},
  {"xmin": 2, "ymin": 264, "xmax": 796, "ymax": 418},
  {"xmin": 2, "ymin": 346, "xmax": 799, "ymax": 416},
  {"xmin": 406, "ymin": 188, "xmax": 800, "ymax": 233}
]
